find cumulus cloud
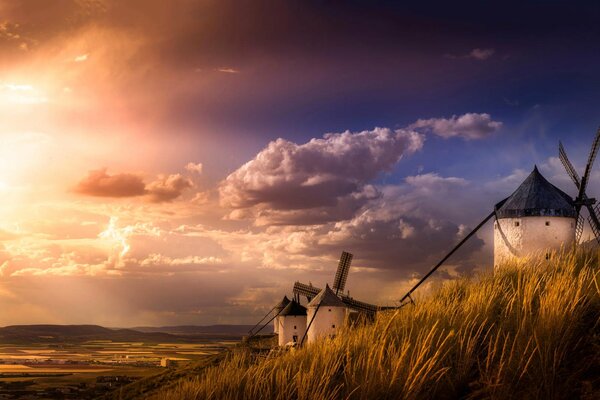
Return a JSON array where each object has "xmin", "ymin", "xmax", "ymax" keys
[
  {"xmin": 219, "ymin": 127, "xmax": 424, "ymax": 224},
  {"xmin": 75, "ymin": 169, "xmax": 192, "ymax": 202},
  {"xmin": 145, "ymin": 174, "xmax": 193, "ymax": 203},
  {"xmin": 75, "ymin": 168, "xmax": 146, "ymax": 197},
  {"xmin": 315, "ymin": 173, "xmax": 486, "ymax": 273},
  {"xmin": 409, "ymin": 113, "xmax": 502, "ymax": 140}
]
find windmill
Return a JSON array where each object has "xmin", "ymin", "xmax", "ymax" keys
[
  {"xmin": 293, "ymin": 251, "xmax": 393, "ymax": 315},
  {"xmin": 248, "ymin": 251, "xmax": 389, "ymax": 340},
  {"xmin": 399, "ymin": 128, "xmax": 600, "ymax": 307},
  {"xmin": 558, "ymin": 128, "xmax": 600, "ymax": 243}
]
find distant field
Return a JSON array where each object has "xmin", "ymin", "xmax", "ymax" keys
[{"xmin": 0, "ymin": 339, "xmax": 238, "ymax": 399}]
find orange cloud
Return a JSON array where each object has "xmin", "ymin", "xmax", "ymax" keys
[
  {"xmin": 145, "ymin": 174, "xmax": 193, "ymax": 203},
  {"xmin": 74, "ymin": 169, "xmax": 146, "ymax": 197},
  {"xmin": 75, "ymin": 169, "xmax": 193, "ymax": 202}
]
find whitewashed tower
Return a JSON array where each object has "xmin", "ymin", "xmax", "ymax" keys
[
  {"xmin": 494, "ymin": 166, "xmax": 577, "ymax": 267},
  {"xmin": 277, "ymin": 300, "xmax": 307, "ymax": 346},
  {"xmin": 306, "ymin": 285, "xmax": 347, "ymax": 344},
  {"xmin": 273, "ymin": 296, "xmax": 290, "ymax": 334}
]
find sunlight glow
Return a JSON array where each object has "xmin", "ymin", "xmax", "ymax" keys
[
  {"xmin": 99, "ymin": 216, "xmax": 133, "ymax": 257},
  {"xmin": 0, "ymin": 83, "xmax": 48, "ymax": 104}
]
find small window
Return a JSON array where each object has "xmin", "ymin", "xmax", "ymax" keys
[
  {"xmin": 328, "ymin": 309, "xmax": 331, "ymax": 312},
  {"xmin": 294, "ymin": 325, "xmax": 297, "ymax": 329},
  {"xmin": 332, "ymin": 324, "xmax": 336, "ymax": 328},
  {"xmin": 514, "ymin": 221, "xmax": 520, "ymax": 227},
  {"xmin": 545, "ymin": 221, "xmax": 550, "ymax": 226}
]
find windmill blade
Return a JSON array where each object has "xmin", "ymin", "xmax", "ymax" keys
[
  {"xmin": 294, "ymin": 281, "xmax": 385, "ymax": 314},
  {"xmin": 585, "ymin": 203, "xmax": 600, "ymax": 243},
  {"xmin": 333, "ymin": 251, "xmax": 353, "ymax": 295},
  {"xmin": 558, "ymin": 141, "xmax": 581, "ymax": 189},
  {"xmin": 399, "ymin": 210, "xmax": 496, "ymax": 305},
  {"xmin": 575, "ymin": 214, "xmax": 584, "ymax": 244},
  {"xmin": 339, "ymin": 294, "xmax": 394, "ymax": 314},
  {"xmin": 293, "ymin": 282, "xmax": 320, "ymax": 301},
  {"xmin": 578, "ymin": 128, "xmax": 600, "ymax": 201}
]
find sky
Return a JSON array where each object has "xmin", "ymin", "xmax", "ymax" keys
[{"xmin": 0, "ymin": 0, "xmax": 599, "ymax": 326}]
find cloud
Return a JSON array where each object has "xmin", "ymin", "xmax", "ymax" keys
[
  {"xmin": 312, "ymin": 173, "xmax": 486, "ymax": 274},
  {"xmin": 74, "ymin": 168, "xmax": 146, "ymax": 197},
  {"xmin": 409, "ymin": 113, "xmax": 502, "ymax": 140},
  {"xmin": 446, "ymin": 48, "xmax": 495, "ymax": 60},
  {"xmin": 468, "ymin": 48, "xmax": 495, "ymax": 60},
  {"xmin": 145, "ymin": 174, "xmax": 193, "ymax": 203},
  {"xmin": 139, "ymin": 253, "xmax": 223, "ymax": 267},
  {"xmin": 185, "ymin": 162, "xmax": 203, "ymax": 174},
  {"xmin": 75, "ymin": 170, "xmax": 192, "ymax": 202},
  {"xmin": 219, "ymin": 127, "xmax": 424, "ymax": 224},
  {"xmin": 216, "ymin": 67, "xmax": 240, "ymax": 74},
  {"xmin": 73, "ymin": 53, "xmax": 88, "ymax": 62}
]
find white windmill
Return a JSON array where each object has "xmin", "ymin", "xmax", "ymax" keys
[{"xmin": 399, "ymin": 128, "xmax": 600, "ymax": 306}]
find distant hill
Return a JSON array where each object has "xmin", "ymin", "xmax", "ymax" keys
[
  {"xmin": 0, "ymin": 324, "xmax": 268, "ymax": 344},
  {"xmin": 0, "ymin": 324, "xmax": 230, "ymax": 344},
  {"xmin": 131, "ymin": 324, "xmax": 271, "ymax": 336}
]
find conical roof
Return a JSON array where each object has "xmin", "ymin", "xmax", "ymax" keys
[
  {"xmin": 275, "ymin": 296, "xmax": 291, "ymax": 311},
  {"xmin": 307, "ymin": 285, "xmax": 346, "ymax": 308},
  {"xmin": 280, "ymin": 300, "xmax": 307, "ymax": 316},
  {"xmin": 495, "ymin": 166, "xmax": 576, "ymax": 219}
]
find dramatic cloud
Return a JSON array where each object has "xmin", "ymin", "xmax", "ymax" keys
[
  {"xmin": 315, "ymin": 173, "xmax": 485, "ymax": 271},
  {"xmin": 145, "ymin": 174, "xmax": 193, "ymax": 203},
  {"xmin": 75, "ymin": 170, "xmax": 192, "ymax": 202},
  {"xmin": 74, "ymin": 169, "xmax": 146, "ymax": 198},
  {"xmin": 220, "ymin": 127, "xmax": 424, "ymax": 223},
  {"xmin": 410, "ymin": 113, "xmax": 502, "ymax": 140}
]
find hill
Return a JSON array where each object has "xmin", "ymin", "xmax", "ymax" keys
[
  {"xmin": 130, "ymin": 324, "xmax": 264, "ymax": 336},
  {"xmin": 132, "ymin": 250, "xmax": 598, "ymax": 400},
  {"xmin": 0, "ymin": 324, "xmax": 215, "ymax": 343}
]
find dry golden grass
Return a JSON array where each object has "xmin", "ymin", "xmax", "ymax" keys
[{"xmin": 148, "ymin": 250, "xmax": 599, "ymax": 400}]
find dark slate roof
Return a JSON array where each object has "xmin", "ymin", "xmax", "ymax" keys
[
  {"xmin": 495, "ymin": 166, "xmax": 576, "ymax": 219},
  {"xmin": 280, "ymin": 300, "xmax": 307, "ymax": 316},
  {"xmin": 275, "ymin": 296, "xmax": 291, "ymax": 311},
  {"xmin": 307, "ymin": 285, "xmax": 346, "ymax": 308}
]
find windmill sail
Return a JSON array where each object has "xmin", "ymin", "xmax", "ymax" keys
[
  {"xmin": 576, "ymin": 214, "xmax": 585, "ymax": 243},
  {"xmin": 586, "ymin": 203, "xmax": 600, "ymax": 243},
  {"xmin": 559, "ymin": 141, "xmax": 581, "ymax": 189},
  {"xmin": 293, "ymin": 281, "xmax": 386, "ymax": 314},
  {"xmin": 558, "ymin": 128, "xmax": 600, "ymax": 244},
  {"xmin": 333, "ymin": 251, "xmax": 353, "ymax": 295},
  {"xmin": 578, "ymin": 128, "xmax": 600, "ymax": 200}
]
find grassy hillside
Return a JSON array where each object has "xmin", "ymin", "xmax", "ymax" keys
[{"xmin": 142, "ymin": 250, "xmax": 599, "ymax": 400}]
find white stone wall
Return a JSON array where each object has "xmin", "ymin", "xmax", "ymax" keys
[
  {"xmin": 306, "ymin": 306, "xmax": 346, "ymax": 344},
  {"xmin": 494, "ymin": 216, "xmax": 575, "ymax": 268},
  {"xmin": 278, "ymin": 315, "xmax": 307, "ymax": 346}
]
